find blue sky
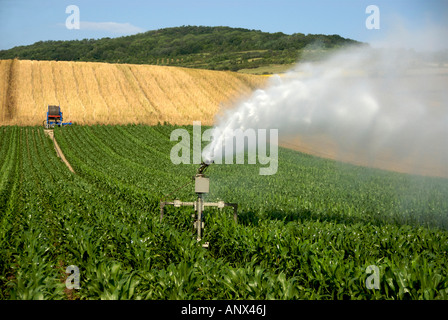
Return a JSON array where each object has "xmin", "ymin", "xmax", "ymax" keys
[{"xmin": 0, "ymin": 0, "xmax": 447, "ymax": 50}]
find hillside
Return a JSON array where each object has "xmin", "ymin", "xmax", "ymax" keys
[
  {"xmin": 0, "ymin": 26, "xmax": 362, "ymax": 73},
  {"xmin": 0, "ymin": 59, "xmax": 267, "ymax": 126}
]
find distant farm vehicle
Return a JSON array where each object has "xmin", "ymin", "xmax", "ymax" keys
[{"xmin": 43, "ymin": 105, "xmax": 72, "ymax": 129}]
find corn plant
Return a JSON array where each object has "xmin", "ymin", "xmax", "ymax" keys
[{"xmin": 1, "ymin": 125, "xmax": 448, "ymax": 300}]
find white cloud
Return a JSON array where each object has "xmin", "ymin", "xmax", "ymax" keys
[{"xmin": 80, "ymin": 21, "xmax": 144, "ymax": 34}]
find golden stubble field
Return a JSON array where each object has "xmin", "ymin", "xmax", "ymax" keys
[{"xmin": 0, "ymin": 59, "xmax": 267, "ymax": 126}]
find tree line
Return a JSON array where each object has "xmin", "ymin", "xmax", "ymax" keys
[{"xmin": 0, "ymin": 26, "xmax": 363, "ymax": 71}]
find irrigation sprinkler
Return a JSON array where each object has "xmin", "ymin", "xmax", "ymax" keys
[{"xmin": 160, "ymin": 161, "xmax": 238, "ymax": 248}]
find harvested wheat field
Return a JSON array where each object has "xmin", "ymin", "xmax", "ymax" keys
[{"xmin": 0, "ymin": 59, "xmax": 267, "ymax": 126}]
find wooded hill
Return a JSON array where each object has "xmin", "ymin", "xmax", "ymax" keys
[{"xmin": 0, "ymin": 26, "xmax": 363, "ymax": 72}]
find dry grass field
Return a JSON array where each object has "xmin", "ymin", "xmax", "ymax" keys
[{"xmin": 0, "ymin": 59, "xmax": 267, "ymax": 126}]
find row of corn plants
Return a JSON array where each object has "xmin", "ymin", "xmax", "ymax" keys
[{"xmin": 1, "ymin": 124, "xmax": 448, "ymax": 299}]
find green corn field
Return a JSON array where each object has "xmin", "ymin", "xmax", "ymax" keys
[{"xmin": 1, "ymin": 124, "xmax": 447, "ymax": 300}]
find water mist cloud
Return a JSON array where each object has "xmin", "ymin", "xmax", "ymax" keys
[{"xmin": 203, "ymin": 27, "xmax": 448, "ymax": 177}]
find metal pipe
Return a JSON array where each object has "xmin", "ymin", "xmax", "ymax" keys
[
  {"xmin": 232, "ymin": 204, "xmax": 238, "ymax": 223},
  {"xmin": 197, "ymin": 194, "xmax": 203, "ymax": 242},
  {"xmin": 161, "ymin": 200, "xmax": 238, "ymax": 223},
  {"xmin": 160, "ymin": 201, "xmax": 165, "ymax": 222}
]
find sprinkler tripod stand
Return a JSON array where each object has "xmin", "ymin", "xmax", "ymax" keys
[{"xmin": 160, "ymin": 161, "xmax": 238, "ymax": 248}]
